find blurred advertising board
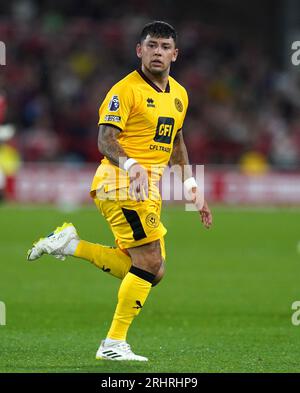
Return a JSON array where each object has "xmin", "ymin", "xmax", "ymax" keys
[{"xmin": 9, "ymin": 164, "xmax": 300, "ymax": 206}]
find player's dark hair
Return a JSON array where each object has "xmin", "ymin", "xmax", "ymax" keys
[{"xmin": 140, "ymin": 21, "xmax": 177, "ymax": 45}]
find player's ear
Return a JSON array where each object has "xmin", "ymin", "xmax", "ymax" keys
[
  {"xmin": 172, "ymin": 48, "xmax": 178, "ymax": 62},
  {"xmin": 136, "ymin": 43, "xmax": 142, "ymax": 59}
]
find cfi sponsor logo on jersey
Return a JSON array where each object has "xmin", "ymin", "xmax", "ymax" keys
[
  {"xmin": 154, "ymin": 117, "xmax": 175, "ymax": 144},
  {"xmin": 108, "ymin": 95, "xmax": 120, "ymax": 112}
]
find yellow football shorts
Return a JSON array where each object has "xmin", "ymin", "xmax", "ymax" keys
[{"xmin": 92, "ymin": 186, "xmax": 166, "ymax": 260}]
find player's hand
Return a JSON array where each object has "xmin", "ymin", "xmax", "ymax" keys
[
  {"xmin": 128, "ymin": 163, "xmax": 149, "ymax": 201},
  {"xmin": 199, "ymin": 199, "xmax": 212, "ymax": 229},
  {"xmin": 190, "ymin": 188, "xmax": 212, "ymax": 229}
]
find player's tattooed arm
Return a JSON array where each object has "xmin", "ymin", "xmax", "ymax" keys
[
  {"xmin": 98, "ymin": 125, "xmax": 128, "ymax": 168},
  {"xmin": 170, "ymin": 129, "xmax": 213, "ymax": 228},
  {"xmin": 98, "ymin": 124, "xmax": 148, "ymax": 200},
  {"xmin": 169, "ymin": 129, "xmax": 193, "ymax": 182}
]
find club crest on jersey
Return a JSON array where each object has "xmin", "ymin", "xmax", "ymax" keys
[
  {"xmin": 146, "ymin": 213, "xmax": 159, "ymax": 228},
  {"xmin": 108, "ymin": 95, "xmax": 120, "ymax": 112},
  {"xmin": 175, "ymin": 98, "xmax": 183, "ymax": 112}
]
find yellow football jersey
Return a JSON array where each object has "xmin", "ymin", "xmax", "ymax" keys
[{"xmin": 91, "ymin": 69, "xmax": 188, "ymax": 192}]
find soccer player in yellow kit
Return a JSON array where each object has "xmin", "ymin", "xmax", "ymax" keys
[{"xmin": 27, "ymin": 21, "xmax": 212, "ymax": 361}]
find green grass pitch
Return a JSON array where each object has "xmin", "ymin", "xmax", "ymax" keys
[{"xmin": 0, "ymin": 203, "xmax": 300, "ymax": 373}]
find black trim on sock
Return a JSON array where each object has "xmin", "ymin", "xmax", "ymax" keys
[{"xmin": 129, "ymin": 266, "xmax": 155, "ymax": 284}]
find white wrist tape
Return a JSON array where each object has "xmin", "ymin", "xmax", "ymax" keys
[
  {"xmin": 123, "ymin": 158, "xmax": 138, "ymax": 171},
  {"xmin": 184, "ymin": 177, "xmax": 198, "ymax": 192}
]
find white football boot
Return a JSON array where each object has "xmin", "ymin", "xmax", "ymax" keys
[
  {"xmin": 27, "ymin": 222, "xmax": 79, "ymax": 261},
  {"xmin": 96, "ymin": 340, "xmax": 148, "ymax": 362}
]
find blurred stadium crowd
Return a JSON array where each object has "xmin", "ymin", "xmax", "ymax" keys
[{"xmin": 1, "ymin": 0, "xmax": 300, "ymax": 169}]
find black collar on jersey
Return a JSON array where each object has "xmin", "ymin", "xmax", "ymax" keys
[{"xmin": 137, "ymin": 68, "xmax": 170, "ymax": 93}]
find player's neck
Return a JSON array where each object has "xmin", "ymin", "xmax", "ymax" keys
[{"xmin": 141, "ymin": 65, "xmax": 169, "ymax": 92}]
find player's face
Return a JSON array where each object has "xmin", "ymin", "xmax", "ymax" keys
[{"xmin": 136, "ymin": 35, "xmax": 178, "ymax": 75}]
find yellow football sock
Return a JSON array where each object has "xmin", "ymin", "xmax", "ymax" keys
[
  {"xmin": 107, "ymin": 267, "xmax": 155, "ymax": 341},
  {"xmin": 74, "ymin": 240, "xmax": 131, "ymax": 280}
]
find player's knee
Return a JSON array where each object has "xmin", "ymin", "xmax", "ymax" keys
[
  {"xmin": 152, "ymin": 261, "xmax": 165, "ymax": 287},
  {"xmin": 143, "ymin": 240, "xmax": 163, "ymax": 272},
  {"xmin": 129, "ymin": 240, "xmax": 163, "ymax": 275}
]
